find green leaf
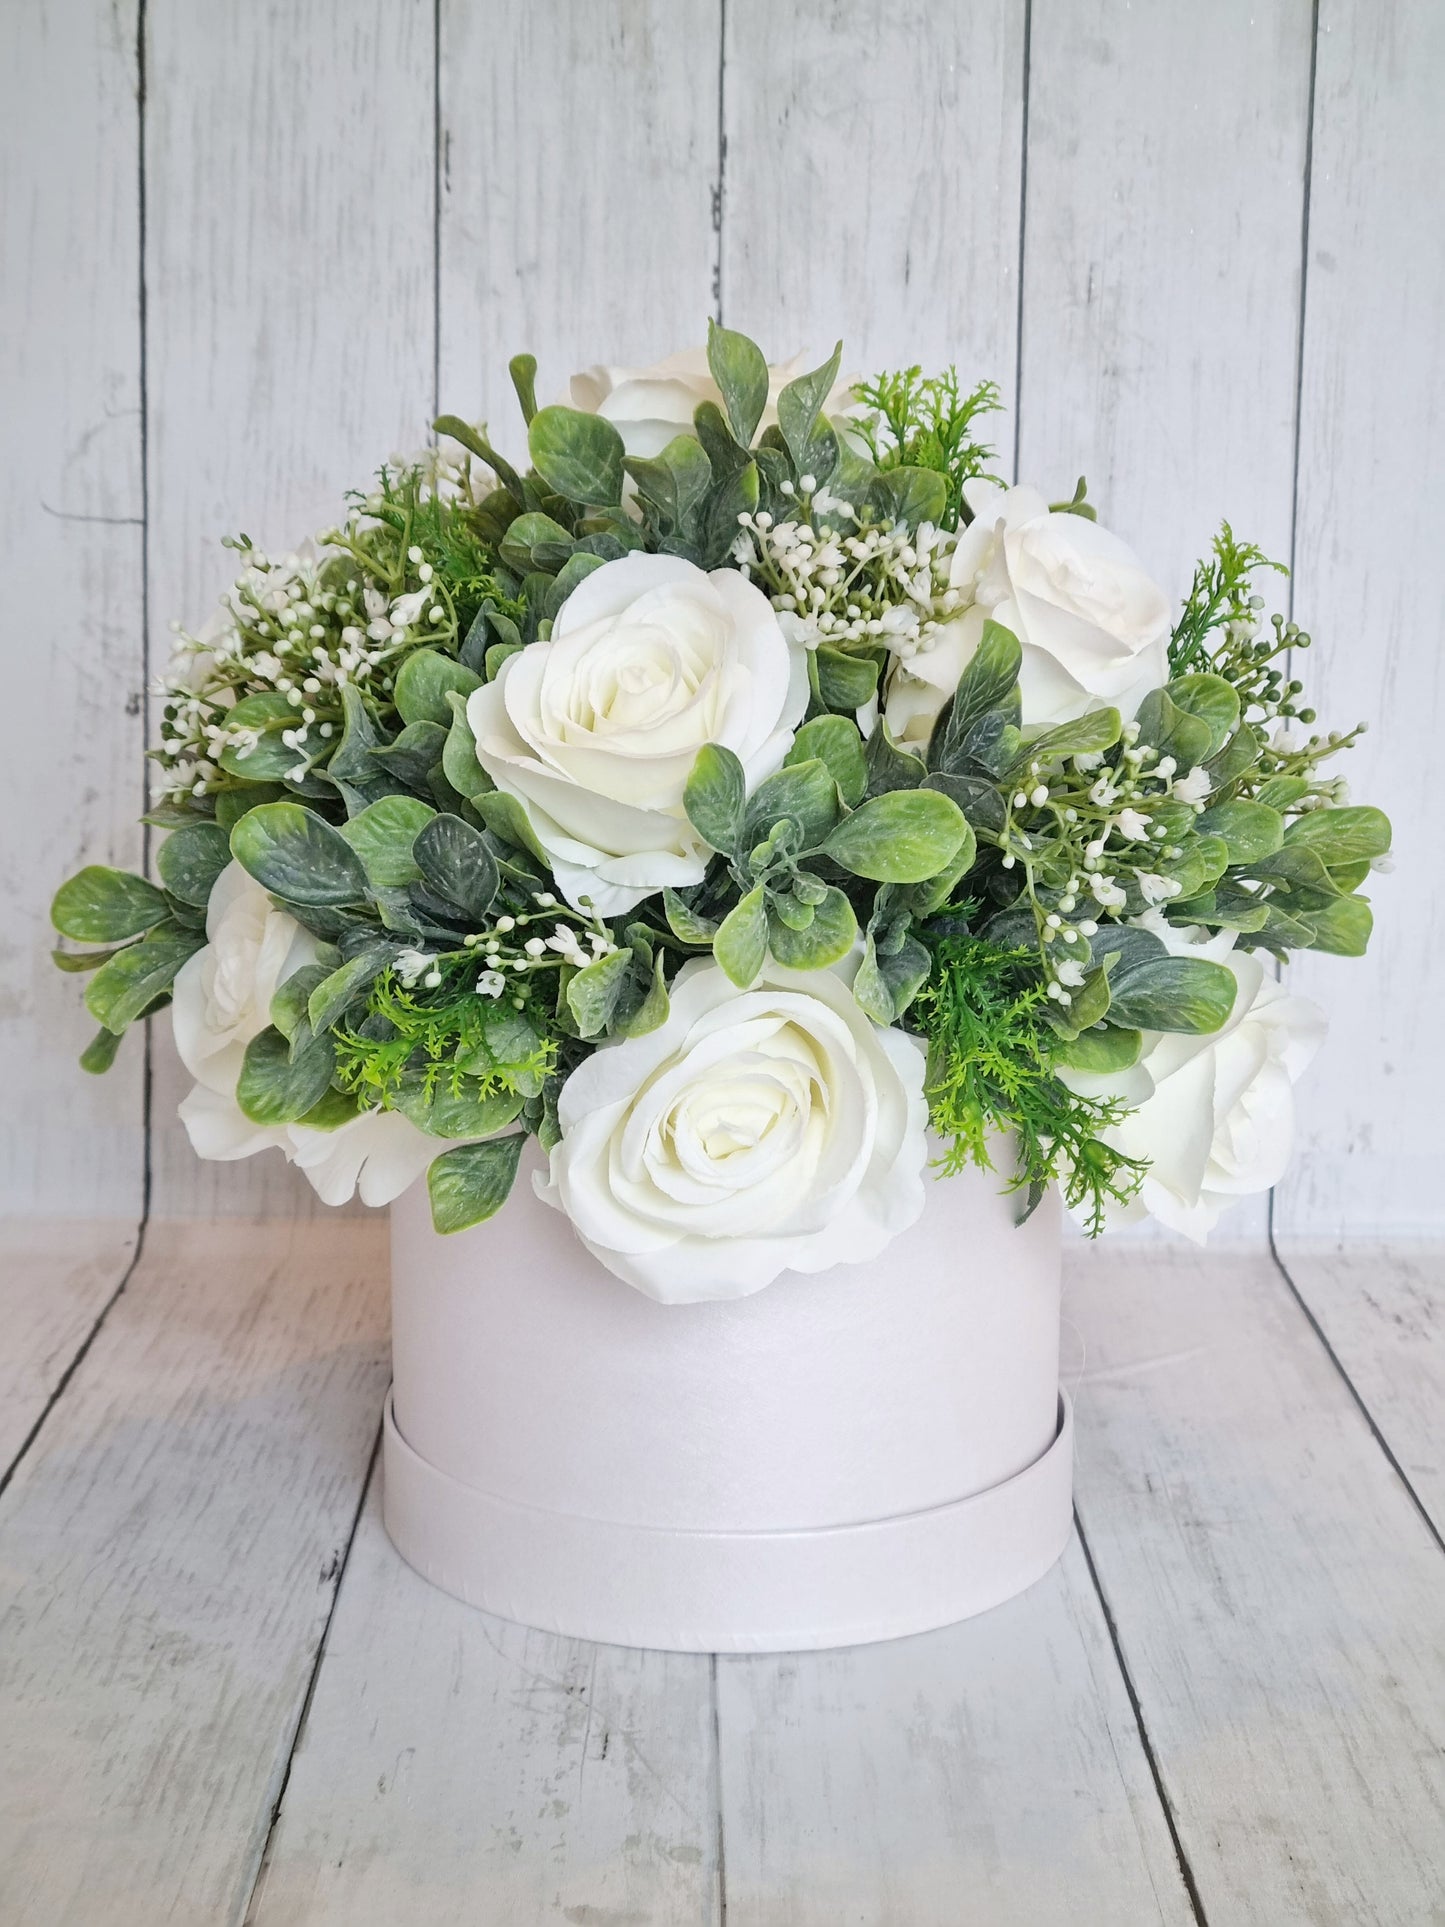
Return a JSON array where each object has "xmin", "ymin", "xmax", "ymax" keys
[
  {"xmin": 270, "ymin": 962, "xmax": 331, "ymax": 1040},
  {"xmin": 899, "ymin": 820, "xmax": 977, "ymax": 913},
  {"xmin": 442, "ymin": 689, "xmax": 492, "ymax": 800},
  {"xmin": 854, "ymin": 928, "xmax": 930, "ymax": 1022},
  {"xmin": 663, "ymin": 887, "xmax": 719, "ymax": 944},
  {"xmin": 1167, "ymin": 674, "xmax": 1240, "ymax": 758},
  {"xmin": 394, "ymin": 649, "xmax": 482, "ymax": 727},
  {"xmin": 786, "ymin": 715, "xmax": 867, "ymax": 806},
  {"xmin": 51, "ymin": 943, "xmax": 128, "ymax": 974},
  {"xmin": 499, "ymin": 509, "xmax": 575, "ymax": 574},
  {"xmin": 1295, "ymin": 893, "xmax": 1373, "ymax": 956},
  {"xmin": 413, "ymin": 813, "xmax": 500, "ymax": 923},
  {"xmin": 744, "ymin": 758, "xmax": 841, "ymax": 848},
  {"xmin": 307, "ymin": 943, "xmax": 396, "ymax": 1035},
  {"xmin": 707, "ymin": 319, "xmax": 770, "ymax": 446},
  {"xmin": 544, "ymin": 551, "xmax": 607, "ymax": 618},
  {"xmin": 52, "ymin": 866, "xmax": 170, "ymax": 942},
  {"xmin": 508, "ymin": 352, "xmax": 538, "ymax": 423},
  {"xmin": 235, "ymin": 1023, "xmax": 336, "ymax": 1124},
  {"xmin": 939, "ymin": 620, "xmax": 1022, "ymax": 750},
  {"xmin": 156, "ymin": 822, "xmax": 232, "ymax": 909},
  {"xmin": 84, "ymin": 928, "xmax": 204, "ymax": 1032},
  {"xmin": 566, "ymin": 946, "xmax": 636, "ymax": 1038},
  {"xmin": 217, "ymin": 692, "xmax": 306, "ymax": 781},
  {"xmin": 395, "ymin": 1076, "xmax": 525, "ymax": 1140},
  {"xmin": 432, "ymin": 415, "xmax": 525, "ymax": 502},
  {"xmin": 326, "ymin": 685, "xmax": 392, "ymax": 791},
  {"xmin": 214, "ymin": 783, "xmax": 288, "ymax": 833},
  {"xmin": 230, "ymin": 802, "xmax": 371, "ymax": 907},
  {"xmin": 1196, "ymin": 800, "xmax": 1284, "ymax": 865},
  {"xmin": 766, "ymin": 885, "xmax": 857, "ymax": 969},
  {"xmin": 877, "ymin": 465, "xmax": 948, "ymax": 528},
  {"xmin": 813, "ymin": 646, "xmax": 879, "ymax": 711},
  {"xmin": 296, "ymin": 1085, "xmax": 363, "ymax": 1131},
  {"xmin": 864, "ymin": 719, "xmax": 927, "ymax": 796},
  {"xmin": 777, "ymin": 342, "xmax": 842, "ymax": 468},
  {"xmin": 528, "ymin": 404, "xmax": 625, "ymax": 507},
  {"xmin": 1013, "ymin": 707, "xmax": 1121, "ymax": 770},
  {"xmin": 822, "ymin": 789, "xmax": 968, "ymax": 883},
  {"xmin": 428, "ymin": 1134, "xmax": 527, "ymax": 1234},
  {"xmin": 371, "ymin": 719, "xmax": 448, "ymax": 791},
  {"xmin": 1054, "ymin": 1025, "xmax": 1143, "ymax": 1074},
  {"xmin": 1283, "ymin": 804, "xmax": 1391, "ymax": 865},
  {"xmin": 1254, "ymin": 774, "xmax": 1311, "ymax": 812},
  {"xmin": 80, "ymin": 1026, "xmax": 125, "ymax": 1074},
  {"xmin": 684, "ymin": 743, "xmax": 746, "ymax": 855},
  {"xmin": 714, "ymin": 885, "xmax": 769, "ymax": 986},
  {"xmin": 704, "ymin": 458, "xmax": 759, "ymax": 565},
  {"xmin": 339, "ymin": 795, "xmax": 436, "ymax": 888},
  {"xmin": 1205, "ymin": 723, "xmax": 1262, "ymax": 789},
  {"xmin": 1107, "ymin": 957, "xmax": 1239, "ymax": 1034},
  {"xmin": 474, "ymin": 791, "xmax": 548, "ymax": 865},
  {"xmin": 1133, "ymin": 688, "xmax": 1212, "ymax": 769},
  {"xmin": 613, "ymin": 947, "xmax": 670, "ymax": 1037}
]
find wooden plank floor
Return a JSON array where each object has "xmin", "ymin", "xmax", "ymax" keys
[{"xmin": 0, "ymin": 1222, "xmax": 1442, "ymax": 1925}]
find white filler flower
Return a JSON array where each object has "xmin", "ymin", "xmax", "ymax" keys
[
  {"xmin": 886, "ymin": 478, "xmax": 1171, "ymax": 747},
  {"xmin": 569, "ymin": 346, "xmax": 854, "ymax": 459},
  {"xmin": 538, "ymin": 956, "xmax": 929, "ymax": 1302},
  {"xmin": 468, "ymin": 552, "xmax": 809, "ymax": 916},
  {"xmin": 172, "ymin": 861, "xmax": 441, "ymax": 1205},
  {"xmin": 1062, "ymin": 925, "xmax": 1327, "ymax": 1240}
]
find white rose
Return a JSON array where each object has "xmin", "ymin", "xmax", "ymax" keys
[
  {"xmin": 569, "ymin": 346, "xmax": 855, "ymax": 460},
  {"xmin": 1062, "ymin": 925, "xmax": 1326, "ymax": 1241},
  {"xmin": 173, "ymin": 861, "xmax": 443, "ymax": 1206},
  {"xmin": 538, "ymin": 956, "xmax": 928, "ymax": 1303},
  {"xmin": 886, "ymin": 480, "xmax": 1171, "ymax": 750},
  {"xmin": 467, "ymin": 552, "xmax": 808, "ymax": 916}
]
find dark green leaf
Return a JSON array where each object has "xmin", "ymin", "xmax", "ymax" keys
[
  {"xmin": 1167, "ymin": 674, "xmax": 1240, "ymax": 758},
  {"xmin": 270, "ymin": 962, "xmax": 332, "ymax": 1040},
  {"xmin": 394, "ymin": 649, "xmax": 482, "ymax": 728},
  {"xmin": 707, "ymin": 319, "xmax": 770, "ymax": 446},
  {"xmin": 230, "ymin": 802, "xmax": 370, "ymax": 906},
  {"xmin": 1012, "ymin": 707, "xmax": 1121, "ymax": 771},
  {"xmin": 372, "ymin": 719, "xmax": 448, "ymax": 790},
  {"xmin": 704, "ymin": 458, "xmax": 759, "ymax": 565},
  {"xmin": 474, "ymin": 791, "xmax": 548, "ymax": 864},
  {"xmin": 428, "ymin": 1134, "xmax": 527, "ymax": 1234},
  {"xmin": 877, "ymin": 465, "xmax": 948, "ymax": 528},
  {"xmin": 1133, "ymin": 688, "xmax": 1212, "ymax": 769},
  {"xmin": 663, "ymin": 887, "xmax": 719, "ymax": 944},
  {"xmin": 508, "ymin": 352, "xmax": 538, "ymax": 424},
  {"xmin": 566, "ymin": 946, "xmax": 636, "ymax": 1038},
  {"xmin": 529, "ymin": 404, "xmax": 625, "ymax": 506},
  {"xmin": 1107, "ymin": 957, "xmax": 1239, "ymax": 1034},
  {"xmin": 84, "ymin": 928, "xmax": 204, "ymax": 1032},
  {"xmin": 864, "ymin": 719, "xmax": 927, "ymax": 796},
  {"xmin": 156, "ymin": 822, "xmax": 232, "ymax": 909},
  {"xmin": 307, "ymin": 943, "xmax": 396, "ymax": 1035},
  {"xmin": 234, "ymin": 1023, "xmax": 337, "ymax": 1123},
  {"xmin": 413, "ymin": 813, "xmax": 500, "ymax": 923},
  {"xmin": 52, "ymin": 943, "xmax": 129, "ymax": 974},
  {"xmin": 854, "ymin": 928, "xmax": 930, "ymax": 1022},
  {"xmin": 777, "ymin": 342, "xmax": 842, "ymax": 468},
  {"xmin": 814, "ymin": 646, "xmax": 879, "ymax": 710},
  {"xmin": 442, "ymin": 689, "xmax": 492, "ymax": 800},
  {"xmin": 937, "ymin": 620, "xmax": 1022, "ymax": 755}
]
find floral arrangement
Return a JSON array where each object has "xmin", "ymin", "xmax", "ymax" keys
[{"xmin": 50, "ymin": 329, "xmax": 1389, "ymax": 1299}]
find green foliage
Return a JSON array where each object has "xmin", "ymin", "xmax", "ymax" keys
[
  {"xmin": 52, "ymin": 867, "xmax": 170, "ymax": 944},
  {"xmin": 913, "ymin": 938, "xmax": 1147, "ymax": 1236},
  {"xmin": 427, "ymin": 1134, "xmax": 528, "ymax": 1234},
  {"xmin": 851, "ymin": 366, "xmax": 1003, "ymax": 527}
]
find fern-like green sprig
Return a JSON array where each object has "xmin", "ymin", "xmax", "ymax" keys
[{"xmin": 851, "ymin": 366, "xmax": 1003, "ymax": 526}]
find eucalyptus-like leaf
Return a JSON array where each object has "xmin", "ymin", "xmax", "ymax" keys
[
  {"xmin": 394, "ymin": 649, "xmax": 482, "ymax": 728},
  {"xmin": 339, "ymin": 794, "xmax": 436, "ymax": 889},
  {"xmin": 307, "ymin": 943, "xmax": 396, "ymax": 1035},
  {"xmin": 412, "ymin": 813, "xmax": 500, "ymax": 923},
  {"xmin": 663, "ymin": 887, "xmax": 719, "ymax": 944},
  {"xmin": 499, "ymin": 510, "xmax": 574, "ymax": 575},
  {"xmin": 230, "ymin": 802, "xmax": 370, "ymax": 907},
  {"xmin": 84, "ymin": 928, "xmax": 204, "ymax": 1032},
  {"xmin": 822, "ymin": 789, "xmax": 968, "ymax": 883},
  {"xmin": 1295, "ymin": 893, "xmax": 1373, "ymax": 956},
  {"xmin": 80, "ymin": 1026, "xmax": 125, "ymax": 1074},
  {"xmin": 786, "ymin": 714, "xmax": 867, "ymax": 806},
  {"xmin": 270, "ymin": 962, "xmax": 331, "ymax": 1040},
  {"xmin": 812, "ymin": 646, "xmax": 879, "ymax": 712},
  {"xmin": 922, "ymin": 770, "xmax": 1006, "ymax": 836},
  {"xmin": 1053, "ymin": 1024, "xmax": 1143, "ymax": 1074},
  {"xmin": 707, "ymin": 319, "xmax": 770, "ymax": 446},
  {"xmin": 442, "ymin": 690, "xmax": 492, "ymax": 800},
  {"xmin": 1106, "ymin": 957, "xmax": 1238, "ymax": 1034},
  {"xmin": 529, "ymin": 405, "xmax": 625, "ymax": 507},
  {"xmin": 1133, "ymin": 688, "xmax": 1213, "ymax": 770},
  {"xmin": 1196, "ymin": 799, "xmax": 1284, "ymax": 865},
  {"xmin": 864, "ymin": 719, "xmax": 927, "ymax": 796},
  {"xmin": 51, "ymin": 865, "xmax": 170, "ymax": 943},
  {"xmin": 427, "ymin": 1134, "xmax": 527, "ymax": 1234},
  {"xmin": 745, "ymin": 757, "xmax": 840, "ymax": 848},
  {"xmin": 395, "ymin": 1075, "xmax": 525, "ymax": 1140},
  {"xmin": 765, "ymin": 886, "xmax": 857, "ymax": 969},
  {"xmin": 214, "ymin": 783, "xmax": 288, "ymax": 833},
  {"xmin": 777, "ymin": 342, "xmax": 842, "ymax": 468},
  {"xmin": 854, "ymin": 927, "xmax": 930, "ymax": 1022},
  {"xmin": 877, "ymin": 465, "xmax": 948, "ymax": 528},
  {"xmin": 714, "ymin": 885, "xmax": 768, "ymax": 986},
  {"xmin": 684, "ymin": 742, "xmax": 746, "ymax": 855},
  {"xmin": 1167, "ymin": 674, "xmax": 1240, "ymax": 758},
  {"xmin": 1011, "ymin": 707, "xmax": 1121, "ymax": 771},
  {"xmin": 938, "ymin": 620, "xmax": 1022, "ymax": 752},
  {"xmin": 235, "ymin": 1023, "xmax": 336, "ymax": 1124},
  {"xmin": 613, "ymin": 950, "xmax": 670, "ymax": 1037},
  {"xmin": 566, "ymin": 946, "xmax": 636, "ymax": 1038},
  {"xmin": 1283, "ymin": 804, "xmax": 1391, "ymax": 865},
  {"xmin": 432, "ymin": 415, "xmax": 525, "ymax": 503},
  {"xmin": 544, "ymin": 551, "xmax": 607, "ymax": 618},
  {"xmin": 474, "ymin": 790, "xmax": 548, "ymax": 864},
  {"xmin": 156, "ymin": 822, "xmax": 232, "ymax": 909},
  {"xmin": 216, "ymin": 692, "xmax": 303, "ymax": 781},
  {"xmin": 371, "ymin": 720, "xmax": 448, "ymax": 791}
]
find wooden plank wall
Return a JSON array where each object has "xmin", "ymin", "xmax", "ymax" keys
[{"xmin": 1, "ymin": 0, "xmax": 1438, "ymax": 1237}]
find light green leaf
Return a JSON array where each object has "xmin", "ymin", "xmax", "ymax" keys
[
  {"xmin": 544, "ymin": 551, "xmax": 607, "ymax": 618},
  {"xmin": 1283, "ymin": 804, "xmax": 1391, "ymax": 865},
  {"xmin": 1054, "ymin": 1025, "xmax": 1142, "ymax": 1074},
  {"xmin": 499, "ymin": 509, "xmax": 574, "ymax": 574},
  {"xmin": 1107, "ymin": 957, "xmax": 1239, "ymax": 1034},
  {"xmin": 777, "ymin": 342, "xmax": 842, "ymax": 468},
  {"xmin": 339, "ymin": 794, "xmax": 436, "ymax": 888},
  {"xmin": 1295, "ymin": 893, "xmax": 1373, "ymax": 956},
  {"xmin": 234, "ymin": 1023, "xmax": 336, "ymax": 1124},
  {"xmin": 52, "ymin": 866, "xmax": 170, "ymax": 943},
  {"xmin": 1167, "ymin": 674, "xmax": 1241, "ymax": 757},
  {"xmin": 270, "ymin": 962, "xmax": 331, "ymax": 1040},
  {"xmin": 663, "ymin": 887, "xmax": 719, "ymax": 944},
  {"xmin": 745, "ymin": 758, "xmax": 840, "ymax": 848},
  {"xmin": 230, "ymin": 802, "xmax": 371, "ymax": 906},
  {"xmin": 217, "ymin": 692, "xmax": 305, "ymax": 781},
  {"xmin": 427, "ymin": 1134, "xmax": 527, "ymax": 1233},
  {"xmin": 1133, "ymin": 688, "xmax": 1213, "ymax": 769},
  {"xmin": 1196, "ymin": 799, "xmax": 1284, "ymax": 865},
  {"xmin": 51, "ymin": 943, "xmax": 129, "ymax": 974},
  {"xmin": 613, "ymin": 950, "xmax": 670, "ymax": 1037},
  {"xmin": 822, "ymin": 789, "xmax": 968, "ymax": 883},
  {"xmin": 877, "ymin": 465, "xmax": 948, "ymax": 528},
  {"xmin": 529, "ymin": 405, "xmax": 625, "ymax": 506},
  {"xmin": 765, "ymin": 885, "xmax": 857, "ymax": 969},
  {"xmin": 84, "ymin": 928, "xmax": 204, "ymax": 1032},
  {"xmin": 786, "ymin": 715, "xmax": 867, "ymax": 806},
  {"xmin": 1013, "ymin": 707, "xmax": 1121, "ymax": 770},
  {"xmin": 714, "ymin": 885, "xmax": 768, "ymax": 986},
  {"xmin": 156, "ymin": 822, "xmax": 232, "ymax": 908},
  {"xmin": 813, "ymin": 646, "xmax": 879, "ymax": 711},
  {"xmin": 306, "ymin": 943, "xmax": 395, "ymax": 1035},
  {"xmin": 900, "ymin": 820, "xmax": 977, "ymax": 914},
  {"xmin": 474, "ymin": 790, "xmax": 548, "ymax": 865},
  {"xmin": 442, "ymin": 689, "xmax": 492, "ymax": 799},
  {"xmin": 566, "ymin": 946, "xmax": 636, "ymax": 1038},
  {"xmin": 684, "ymin": 742, "xmax": 746, "ymax": 855},
  {"xmin": 864, "ymin": 719, "xmax": 927, "ymax": 795},
  {"xmin": 395, "ymin": 1076, "xmax": 525, "ymax": 1140},
  {"xmin": 394, "ymin": 649, "xmax": 482, "ymax": 727},
  {"xmin": 707, "ymin": 319, "xmax": 770, "ymax": 446}
]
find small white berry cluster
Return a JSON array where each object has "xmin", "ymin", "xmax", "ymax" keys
[
  {"xmin": 732, "ymin": 492, "xmax": 967, "ymax": 661},
  {"xmin": 400, "ymin": 893, "xmax": 623, "ymax": 1012}
]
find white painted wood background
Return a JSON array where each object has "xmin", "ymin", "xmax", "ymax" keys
[{"xmin": 3, "ymin": 0, "xmax": 1441, "ymax": 1236}]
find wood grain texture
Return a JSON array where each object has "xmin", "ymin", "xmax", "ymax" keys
[
  {"xmin": 0, "ymin": 0, "xmax": 146, "ymax": 1216},
  {"xmin": 248, "ymin": 1485, "xmax": 719, "ymax": 1926},
  {"xmin": 0, "ymin": 1220, "xmax": 139, "ymax": 1475},
  {"xmin": 0, "ymin": 1217, "xmax": 388, "ymax": 1926},
  {"xmin": 721, "ymin": 0, "xmax": 1025, "ymax": 390},
  {"xmin": 1274, "ymin": 1243, "xmax": 1445, "ymax": 1540},
  {"xmin": 438, "ymin": 0, "xmax": 722, "ymax": 450},
  {"xmin": 714, "ymin": 1538, "xmax": 1193, "ymax": 1927},
  {"xmin": 1273, "ymin": 0, "xmax": 1445, "ymax": 1238},
  {"xmin": 143, "ymin": 0, "xmax": 436, "ymax": 1217},
  {"xmin": 1068, "ymin": 1242, "xmax": 1445, "ymax": 1922}
]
